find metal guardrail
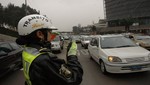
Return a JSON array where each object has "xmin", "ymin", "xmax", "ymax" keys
[
  {"xmin": 97, "ymin": 25, "xmax": 150, "ymax": 34},
  {"xmin": 0, "ymin": 27, "xmax": 19, "ymax": 37}
]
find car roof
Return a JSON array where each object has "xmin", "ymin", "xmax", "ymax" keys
[
  {"xmin": 91, "ymin": 34, "xmax": 123, "ymax": 38},
  {"xmin": 82, "ymin": 36, "xmax": 90, "ymax": 38}
]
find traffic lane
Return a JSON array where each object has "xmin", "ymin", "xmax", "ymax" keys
[
  {"xmin": 0, "ymin": 70, "xmax": 24, "ymax": 85},
  {"xmin": 105, "ymin": 72, "xmax": 150, "ymax": 85},
  {"xmin": 0, "ymin": 42, "xmax": 149, "ymax": 85},
  {"xmin": 78, "ymin": 44, "xmax": 150, "ymax": 85}
]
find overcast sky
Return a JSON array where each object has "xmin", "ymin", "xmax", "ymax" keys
[{"xmin": 1, "ymin": 0, "xmax": 104, "ymax": 31}]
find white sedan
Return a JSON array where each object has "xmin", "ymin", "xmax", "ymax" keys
[
  {"xmin": 80, "ymin": 36, "xmax": 91, "ymax": 49},
  {"xmin": 88, "ymin": 34, "xmax": 150, "ymax": 74}
]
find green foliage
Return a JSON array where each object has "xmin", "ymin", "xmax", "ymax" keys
[
  {"xmin": 0, "ymin": 3, "xmax": 39, "ymax": 29},
  {"xmin": 0, "ymin": 3, "xmax": 4, "ymax": 27}
]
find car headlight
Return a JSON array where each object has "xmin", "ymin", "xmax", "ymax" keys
[{"xmin": 108, "ymin": 56, "xmax": 122, "ymax": 62}]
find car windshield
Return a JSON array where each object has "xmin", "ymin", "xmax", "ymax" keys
[
  {"xmin": 134, "ymin": 35, "xmax": 150, "ymax": 40},
  {"xmin": 101, "ymin": 36, "xmax": 137, "ymax": 49},
  {"xmin": 84, "ymin": 37, "xmax": 91, "ymax": 41},
  {"xmin": 53, "ymin": 36, "xmax": 60, "ymax": 41}
]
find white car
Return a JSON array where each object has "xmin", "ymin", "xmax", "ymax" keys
[
  {"xmin": 51, "ymin": 36, "xmax": 63, "ymax": 53},
  {"xmin": 81, "ymin": 36, "xmax": 91, "ymax": 49},
  {"xmin": 71, "ymin": 35, "xmax": 81, "ymax": 43},
  {"xmin": 88, "ymin": 34, "xmax": 150, "ymax": 74}
]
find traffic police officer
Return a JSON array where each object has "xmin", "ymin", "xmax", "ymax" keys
[{"xmin": 16, "ymin": 14, "xmax": 83, "ymax": 85}]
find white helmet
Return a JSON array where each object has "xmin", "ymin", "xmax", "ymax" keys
[{"xmin": 17, "ymin": 14, "xmax": 53, "ymax": 36}]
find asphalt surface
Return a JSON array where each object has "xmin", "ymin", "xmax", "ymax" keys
[
  {"xmin": 0, "ymin": 34, "xmax": 16, "ymax": 41},
  {"xmin": 0, "ymin": 42, "xmax": 150, "ymax": 85}
]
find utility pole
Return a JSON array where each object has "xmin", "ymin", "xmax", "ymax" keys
[{"xmin": 25, "ymin": 0, "xmax": 27, "ymax": 15}]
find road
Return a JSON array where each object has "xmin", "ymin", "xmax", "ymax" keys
[{"xmin": 0, "ymin": 42, "xmax": 150, "ymax": 85}]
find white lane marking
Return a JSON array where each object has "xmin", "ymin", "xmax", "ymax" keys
[{"xmin": 77, "ymin": 50, "xmax": 80, "ymax": 56}]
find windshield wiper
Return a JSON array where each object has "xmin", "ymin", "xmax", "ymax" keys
[
  {"xmin": 102, "ymin": 47, "xmax": 115, "ymax": 49},
  {"xmin": 115, "ymin": 45, "xmax": 134, "ymax": 48}
]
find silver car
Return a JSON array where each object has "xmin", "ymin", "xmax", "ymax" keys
[{"xmin": 51, "ymin": 36, "xmax": 64, "ymax": 53}]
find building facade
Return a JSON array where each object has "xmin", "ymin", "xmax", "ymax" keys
[{"xmin": 104, "ymin": 0, "xmax": 150, "ymax": 27}]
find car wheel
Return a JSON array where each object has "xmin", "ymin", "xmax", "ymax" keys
[
  {"xmin": 61, "ymin": 46, "xmax": 63, "ymax": 50},
  {"xmin": 100, "ymin": 60, "xmax": 108, "ymax": 75},
  {"xmin": 59, "ymin": 50, "xmax": 62, "ymax": 53},
  {"xmin": 84, "ymin": 46, "xmax": 87, "ymax": 49}
]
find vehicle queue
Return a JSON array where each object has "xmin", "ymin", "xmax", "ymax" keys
[
  {"xmin": 1, "ymin": 32, "xmax": 150, "ymax": 78},
  {"xmin": 67, "ymin": 33, "xmax": 150, "ymax": 75}
]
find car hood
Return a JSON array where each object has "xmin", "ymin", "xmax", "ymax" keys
[
  {"xmin": 103, "ymin": 47, "xmax": 150, "ymax": 58},
  {"xmin": 51, "ymin": 41, "xmax": 60, "ymax": 44},
  {"xmin": 83, "ymin": 41, "xmax": 90, "ymax": 43},
  {"xmin": 137, "ymin": 39, "xmax": 150, "ymax": 44}
]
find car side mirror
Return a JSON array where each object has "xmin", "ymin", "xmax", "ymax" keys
[
  {"xmin": 136, "ymin": 42, "xmax": 140, "ymax": 46},
  {"xmin": 129, "ymin": 36, "xmax": 134, "ymax": 40},
  {"xmin": 60, "ymin": 39, "xmax": 63, "ymax": 41}
]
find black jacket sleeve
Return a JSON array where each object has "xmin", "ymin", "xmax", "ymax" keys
[{"xmin": 29, "ymin": 53, "xmax": 83, "ymax": 85}]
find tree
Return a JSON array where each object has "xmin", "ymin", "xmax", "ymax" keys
[
  {"xmin": 91, "ymin": 25, "xmax": 97, "ymax": 35},
  {"xmin": 1, "ymin": 3, "xmax": 39, "ymax": 30},
  {"xmin": 0, "ymin": 3, "xmax": 3, "ymax": 27},
  {"xmin": 121, "ymin": 18, "xmax": 134, "ymax": 32}
]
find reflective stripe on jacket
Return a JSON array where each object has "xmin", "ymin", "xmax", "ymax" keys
[
  {"xmin": 22, "ymin": 47, "xmax": 45, "ymax": 85},
  {"xmin": 22, "ymin": 43, "xmax": 83, "ymax": 85}
]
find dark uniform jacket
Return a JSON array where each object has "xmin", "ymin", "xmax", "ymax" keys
[{"xmin": 25, "ymin": 43, "xmax": 83, "ymax": 85}]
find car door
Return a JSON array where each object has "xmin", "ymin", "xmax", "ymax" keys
[
  {"xmin": 88, "ymin": 38, "xmax": 98, "ymax": 62},
  {"xmin": 88, "ymin": 38, "xmax": 95, "ymax": 57},
  {"xmin": 0, "ymin": 42, "xmax": 15, "ymax": 73},
  {"xmin": 59, "ymin": 36, "xmax": 63, "ymax": 49},
  {"xmin": 92, "ymin": 38, "xmax": 100, "ymax": 63},
  {"xmin": 9, "ymin": 42, "xmax": 23, "ymax": 64},
  {"xmin": 81, "ymin": 37, "xmax": 83, "ymax": 46}
]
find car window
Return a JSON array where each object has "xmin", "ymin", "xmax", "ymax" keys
[
  {"xmin": 90, "ymin": 38, "xmax": 98, "ymax": 46},
  {"xmin": 93, "ymin": 38, "xmax": 98, "ymax": 47},
  {"xmin": 0, "ymin": 43, "xmax": 12, "ymax": 53},
  {"xmin": 101, "ymin": 36, "xmax": 137, "ymax": 49},
  {"xmin": 60, "ymin": 36, "xmax": 64, "ymax": 40},
  {"xmin": 90, "ymin": 38, "xmax": 95, "ymax": 46},
  {"xmin": 0, "ymin": 50, "xmax": 8, "ymax": 56},
  {"xmin": 96, "ymin": 38, "xmax": 99, "ymax": 47},
  {"xmin": 9, "ymin": 42, "xmax": 21, "ymax": 50}
]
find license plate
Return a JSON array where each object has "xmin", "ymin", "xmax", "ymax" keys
[{"xmin": 130, "ymin": 66, "xmax": 142, "ymax": 71}]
